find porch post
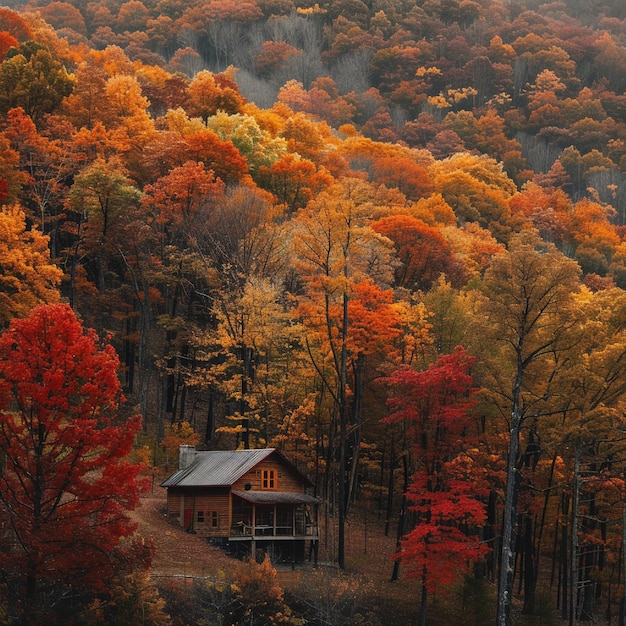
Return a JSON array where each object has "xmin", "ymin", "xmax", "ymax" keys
[{"xmin": 251, "ymin": 503, "xmax": 256, "ymax": 559}]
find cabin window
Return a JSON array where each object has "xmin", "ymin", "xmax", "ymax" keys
[
  {"xmin": 196, "ymin": 510, "xmax": 205, "ymax": 523},
  {"xmin": 211, "ymin": 511, "xmax": 218, "ymax": 527},
  {"xmin": 262, "ymin": 469, "xmax": 276, "ymax": 489}
]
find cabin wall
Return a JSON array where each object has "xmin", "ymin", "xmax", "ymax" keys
[
  {"xmin": 232, "ymin": 458, "xmax": 305, "ymax": 493},
  {"xmin": 166, "ymin": 487, "xmax": 231, "ymax": 538}
]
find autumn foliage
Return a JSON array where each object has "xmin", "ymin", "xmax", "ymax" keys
[
  {"xmin": 0, "ymin": 304, "xmax": 145, "ymax": 621},
  {"xmin": 385, "ymin": 347, "xmax": 489, "ymax": 591},
  {"xmin": 3, "ymin": 0, "xmax": 626, "ymax": 622}
]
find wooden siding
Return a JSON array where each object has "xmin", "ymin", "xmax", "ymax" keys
[
  {"xmin": 163, "ymin": 453, "xmax": 315, "ymax": 543},
  {"xmin": 191, "ymin": 491, "xmax": 230, "ymax": 537},
  {"xmin": 166, "ymin": 487, "xmax": 233, "ymax": 538},
  {"xmin": 167, "ymin": 491, "xmax": 182, "ymax": 524},
  {"xmin": 232, "ymin": 458, "xmax": 305, "ymax": 493}
]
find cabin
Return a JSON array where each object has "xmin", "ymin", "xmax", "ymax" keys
[{"xmin": 161, "ymin": 446, "xmax": 320, "ymax": 563}]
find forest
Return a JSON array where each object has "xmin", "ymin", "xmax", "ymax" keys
[{"xmin": 1, "ymin": 0, "xmax": 626, "ymax": 623}]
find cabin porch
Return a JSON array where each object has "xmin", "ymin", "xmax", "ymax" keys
[{"xmin": 228, "ymin": 491, "xmax": 319, "ymax": 563}]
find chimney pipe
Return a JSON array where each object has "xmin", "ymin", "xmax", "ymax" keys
[{"xmin": 179, "ymin": 445, "xmax": 196, "ymax": 470}]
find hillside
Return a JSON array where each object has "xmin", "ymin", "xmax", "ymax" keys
[
  {"xmin": 132, "ymin": 489, "xmax": 424, "ymax": 624},
  {"xmin": 2, "ymin": 0, "xmax": 626, "ymax": 623}
]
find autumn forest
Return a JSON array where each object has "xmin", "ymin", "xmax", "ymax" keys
[{"xmin": 1, "ymin": 0, "xmax": 626, "ymax": 624}]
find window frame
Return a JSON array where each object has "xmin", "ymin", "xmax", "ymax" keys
[{"xmin": 261, "ymin": 469, "xmax": 276, "ymax": 490}]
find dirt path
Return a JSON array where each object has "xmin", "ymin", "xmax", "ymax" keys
[
  {"xmin": 130, "ymin": 492, "xmax": 237, "ymax": 578},
  {"xmin": 131, "ymin": 489, "xmax": 421, "ymax": 622}
]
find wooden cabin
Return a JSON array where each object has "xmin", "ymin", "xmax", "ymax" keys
[{"xmin": 160, "ymin": 446, "xmax": 320, "ymax": 563}]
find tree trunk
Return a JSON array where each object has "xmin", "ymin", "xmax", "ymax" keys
[
  {"xmin": 346, "ymin": 354, "xmax": 364, "ymax": 506},
  {"xmin": 522, "ymin": 513, "xmax": 536, "ymax": 614},
  {"xmin": 241, "ymin": 341, "xmax": 251, "ymax": 449},
  {"xmin": 621, "ymin": 471, "xmax": 626, "ymax": 626},
  {"xmin": 390, "ymin": 453, "xmax": 408, "ymax": 582},
  {"xmin": 570, "ymin": 449, "xmax": 580, "ymax": 626},
  {"xmin": 384, "ymin": 436, "xmax": 395, "ymax": 537},
  {"xmin": 561, "ymin": 493, "xmax": 570, "ymax": 621},
  {"xmin": 418, "ymin": 581, "xmax": 428, "ymax": 626},
  {"xmin": 337, "ymin": 288, "xmax": 348, "ymax": 570},
  {"xmin": 496, "ymin": 408, "xmax": 521, "ymax": 626}
]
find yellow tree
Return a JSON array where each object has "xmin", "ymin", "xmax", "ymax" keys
[
  {"xmin": 195, "ymin": 277, "xmax": 311, "ymax": 451},
  {"xmin": 290, "ymin": 179, "xmax": 397, "ymax": 568},
  {"xmin": 471, "ymin": 231, "xmax": 581, "ymax": 625},
  {"xmin": 0, "ymin": 204, "xmax": 62, "ymax": 326},
  {"xmin": 544, "ymin": 287, "xmax": 626, "ymax": 622},
  {"xmin": 430, "ymin": 152, "xmax": 519, "ymax": 241},
  {"xmin": 185, "ymin": 69, "xmax": 245, "ymax": 123},
  {"xmin": 206, "ymin": 110, "xmax": 287, "ymax": 173},
  {"xmin": 0, "ymin": 41, "xmax": 74, "ymax": 121},
  {"xmin": 185, "ymin": 185, "xmax": 292, "ymax": 445}
]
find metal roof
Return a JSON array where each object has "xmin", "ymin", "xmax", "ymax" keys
[
  {"xmin": 160, "ymin": 449, "xmax": 275, "ymax": 488},
  {"xmin": 232, "ymin": 490, "xmax": 321, "ymax": 505}
]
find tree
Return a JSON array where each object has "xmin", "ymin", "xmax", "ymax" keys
[
  {"xmin": 38, "ymin": 2, "xmax": 88, "ymax": 37},
  {"xmin": 227, "ymin": 554, "xmax": 298, "ymax": 624},
  {"xmin": 256, "ymin": 152, "xmax": 330, "ymax": 210},
  {"xmin": 253, "ymin": 40, "xmax": 300, "ymax": 77},
  {"xmin": 474, "ymin": 231, "xmax": 581, "ymax": 626},
  {"xmin": 551, "ymin": 287, "xmax": 626, "ymax": 622},
  {"xmin": 372, "ymin": 214, "xmax": 469, "ymax": 290},
  {"xmin": 430, "ymin": 152, "xmax": 518, "ymax": 241},
  {"xmin": 0, "ymin": 129, "xmax": 27, "ymax": 204},
  {"xmin": 143, "ymin": 114, "xmax": 249, "ymax": 183},
  {"xmin": 3, "ymin": 107, "xmax": 76, "ymax": 251},
  {"xmin": 116, "ymin": 0, "xmax": 149, "ymax": 33},
  {"xmin": 384, "ymin": 347, "xmax": 489, "ymax": 626},
  {"xmin": 0, "ymin": 32, "xmax": 18, "ymax": 62},
  {"xmin": 370, "ymin": 154, "xmax": 433, "ymax": 201},
  {"xmin": 68, "ymin": 157, "xmax": 142, "ymax": 298},
  {"xmin": 0, "ymin": 42, "xmax": 74, "ymax": 121},
  {"xmin": 84, "ymin": 572, "xmax": 170, "ymax": 626},
  {"xmin": 0, "ymin": 304, "xmax": 144, "ymax": 623},
  {"xmin": 0, "ymin": 204, "xmax": 62, "ymax": 326},
  {"xmin": 206, "ymin": 111, "xmax": 287, "ymax": 173},
  {"xmin": 142, "ymin": 159, "xmax": 225, "ymax": 249},
  {"xmin": 291, "ymin": 180, "xmax": 396, "ymax": 568},
  {"xmin": 0, "ymin": 8, "xmax": 32, "ymax": 44},
  {"xmin": 139, "ymin": 161, "xmax": 224, "ymax": 426},
  {"xmin": 185, "ymin": 69, "xmax": 245, "ymax": 123}
]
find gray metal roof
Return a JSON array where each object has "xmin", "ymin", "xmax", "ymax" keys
[
  {"xmin": 160, "ymin": 449, "xmax": 275, "ymax": 488},
  {"xmin": 232, "ymin": 490, "xmax": 321, "ymax": 505}
]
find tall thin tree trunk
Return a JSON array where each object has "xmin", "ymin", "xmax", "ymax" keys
[
  {"xmin": 418, "ymin": 580, "xmax": 428, "ymax": 626},
  {"xmin": 621, "ymin": 470, "xmax": 626, "ymax": 626},
  {"xmin": 337, "ymin": 289, "xmax": 348, "ymax": 570},
  {"xmin": 390, "ymin": 453, "xmax": 408, "ymax": 582},
  {"xmin": 385, "ymin": 436, "xmax": 395, "ymax": 537},
  {"xmin": 561, "ymin": 493, "xmax": 570, "ymax": 620},
  {"xmin": 496, "ymin": 401, "xmax": 522, "ymax": 626},
  {"xmin": 241, "ymin": 341, "xmax": 250, "ymax": 449},
  {"xmin": 346, "ymin": 355, "xmax": 364, "ymax": 506},
  {"xmin": 522, "ymin": 513, "xmax": 536, "ymax": 614},
  {"xmin": 570, "ymin": 449, "xmax": 580, "ymax": 626}
]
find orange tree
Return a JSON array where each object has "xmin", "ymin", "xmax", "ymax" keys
[
  {"xmin": 290, "ymin": 179, "xmax": 399, "ymax": 568},
  {"xmin": 0, "ymin": 304, "xmax": 146, "ymax": 623}
]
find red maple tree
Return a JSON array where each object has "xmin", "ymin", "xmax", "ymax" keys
[
  {"xmin": 0, "ymin": 304, "xmax": 146, "ymax": 622},
  {"xmin": 384, "ymin": 347, "xmax": 489, "ymax": 597}
]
